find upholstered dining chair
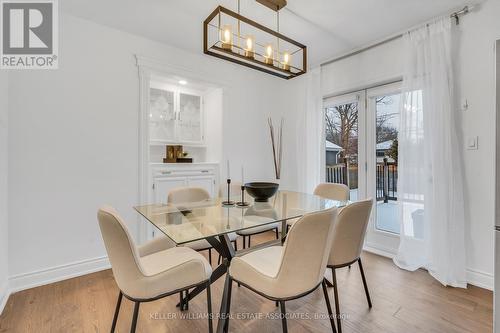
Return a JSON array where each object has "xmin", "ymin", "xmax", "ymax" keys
[
  {"xmin": 223, "ymin": 207, "xmax": 339, "ymax": 333},
  {"xmin": 287, "ymin": 182, "xmax": 350, "ymax": 231},
  {"xmin": 97, "ymin": 206, "xmax": 213, "ymax": 333},
  {"xmin": 168, "ymin": 187, "xmax": 239, "ymax": 265},
  {"xmin": 325, "ymin": 198, "xmax": 373, "ymax": 333},
  {"xmin": 314, "ymin": 183, "xmax": 350, "ymax": 201}
]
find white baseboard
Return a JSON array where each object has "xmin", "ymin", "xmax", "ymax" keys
[
  {"xmin": 0, "ymin": 281, "xmax": 10, "ymax": 315},
  {"xmin": 466, "ymin": 268, "xmax": 493, "ymax": 291},
  {"xmin": 363, "ymin": 242, "xmax": 397, "ymax": 259},
  {"xmin": 363, "ymin": 243, "xmax": 493, "ymax": 291},
  {"xmin": 9, "ymin": 256, "xmax": 110, "ymax": 294}
]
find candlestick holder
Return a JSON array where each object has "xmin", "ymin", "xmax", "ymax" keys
[
  {"xmin": 222, "ymin": 178, "xmax": 235, "ymax": 206},
  {"xmin": 236, "ymin": 185, "xmax": 250, "ymax": 207}
]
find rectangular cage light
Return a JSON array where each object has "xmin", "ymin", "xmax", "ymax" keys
[{"xmin": 203, "ymin": 6, "xmax": 307, "ymax": 80}]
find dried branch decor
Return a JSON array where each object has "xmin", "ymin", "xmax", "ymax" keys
[{"xmin": 268, "ymin": 117, "xmax": 283, "ymax": 180}]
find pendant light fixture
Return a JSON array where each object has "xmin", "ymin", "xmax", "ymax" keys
[{"xmin": 203, "ymin": 0, "xmax": 307, "ymax": 79}]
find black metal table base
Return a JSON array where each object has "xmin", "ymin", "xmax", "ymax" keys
[{"xmin": 176, "ymin": 234, "xmax": 235, "ymax": 309}]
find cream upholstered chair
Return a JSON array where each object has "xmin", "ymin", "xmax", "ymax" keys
[
  {"xmin": 97, "ymin": 206, "xmax": 213, "ymax": 333},
  {"xmin": 224, "ymin": 207, "xmax": 339, "ymax": 333},
  {"xmin": 326, "ymin": 198, "xmax": 373, "ymax": 333},
  {"xmin": 168, "ymin": 187, "xmax": 238, "ymax": 265},
  {"xmin": 287, "ymin": 182, "xmax": 350, "ymax": 231},
  {"xmin": 314, "ymin": 183, "xmax": 350, "ymax": 201}
]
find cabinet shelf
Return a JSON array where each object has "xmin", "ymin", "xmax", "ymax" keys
[{"xmin": 149, "ymin": 140, "xmax": 207, "ymax": 148}]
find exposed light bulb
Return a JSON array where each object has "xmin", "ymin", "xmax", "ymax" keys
[
  {"xmin": 282, "ymin": 52, "xmax": 291, "ymax": 71},
  {"xmin": 246, "ymin": 37, "xmax": 253, "ymax": 50},
  {"xmin": 244, "ymin": 35, "xmax": 255, "ymax": 58},
  {"xmin": 266, "ymin": 45, "xmax": 273, "ymax": 58},
  {"xmin": 179, "ymin": 80, "xmax": 187, "ymax": 85},
  {"xmin": 224, "ymin": 29, "xmax": 231, "ymax": 42},
  {"xmin": 283, "ymin": 52, "xmax": 290, "ymax": 64},
  {"xmin": 264, "ymin": 44, "xmax": 273, "ymax": 65},
  {"xmin": 221, "ymin": 25, "xmax": 232, "ymax": 50}
]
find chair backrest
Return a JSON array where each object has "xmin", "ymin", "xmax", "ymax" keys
[
  {"xmin": 276, "ymin": 207, "xmax": 338, "ymax": 296},
  {"xmin": 328, "ymin": 198, "xmax": 373, "ymax": 266},
  {"xmin": 168, "ymin": 187, "xmax": 210, "ymax": 204},
  {"xmin": 97, "ymin": 206, "xmax": 144, "ymax": 297},
  {"xmin": 314, "ymin": 183, "xmax": 350, "ymax": 201}
]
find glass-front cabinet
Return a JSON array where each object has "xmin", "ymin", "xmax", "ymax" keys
[
  {"xmin": 178, "ymin": 92, "xmax": 202, "ymax": 143},
  {"xmin": 149, "ymin": 83, "xmax": 204, "ymax": 145}
]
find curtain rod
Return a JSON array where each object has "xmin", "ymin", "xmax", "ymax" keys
[{"xmin": 320, "ymin": 5, "xmax": 473, "ymax": 67}]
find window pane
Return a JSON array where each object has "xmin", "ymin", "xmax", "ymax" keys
[
  {"xmin": 375, "ymin": 93, "xmax": 400, "ymax": 234},
  {"xmin": 325, "ymin": 101, "xmax": 358, "ymax": 200}
]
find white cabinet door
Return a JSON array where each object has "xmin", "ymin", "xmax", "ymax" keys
[
  {"xmin": 178, "ymin": 92, "xmax": 203, "ymax": 144},
  {"xmin": 153, "ymin": 176, "xmax": 187, "ymax": 203},
  {"xmin": 149, "ymin": 88, "xmax": 176, "ymax": 142},
  {"xmin": 187, "ymin": 176, "xmax": 215, "ymax": 198}
]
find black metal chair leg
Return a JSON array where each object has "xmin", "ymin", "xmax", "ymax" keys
[
  {"xmin": 206, "ymin": 281, "xmax": 214, "ymax": 333},
  {"xmin": 325, "ymin": 267, "xmax": 335, "ymax": 287},
  {"xmin": 184, "ymin": 289, "xmax": 189, "ymax": 310},
  {"xmin": 179, "ymin": 291, "xmax": 184, "ymax": 310},
  {"xmin": 242, "ymin": 236, "xmax": 246, "ymax": 249},
  {"xmin": 331, "ymin": 268, "xmax": 342, "ymax": 333},
  {"xmin": 208, "ymin": 248, "xmax": 212, "ymax": 265},
  {"xmin": 275, "ymin": 227, "xmax": 279, "ymax": 239},
  {"xmin": 358, "ymin": 258, "xmax": 372, "ymax": 308},
  {"xmin": 279, "ymin": 301, "xmax": 288, "ymax": 333},
  {"xmin": 130, "ymin": 302, "xmax": 140, "ymax": 333},
  {"xmin": 218, "ymin": 254, "xmax": 221, "ymax": 265},
  {"xmin": 322, "ymin": 280, "xmax": 338, "ymax": 333},
  {"xmin": 110, "ymin": 291, "xmax": 122, "ymax": 333},
  {"xmin": 248, "ymin": 235, "xmax": 251, "ymax": 247},
  {"xmin": 224, "ymin": 278, "xmax": 233, "ymax": 333},
  {"xmin": 233, "ymin": 240, "xmax": 238, "ymax": 251}
]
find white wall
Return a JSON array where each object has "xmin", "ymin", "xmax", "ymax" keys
[
  {"xmin": 455, "ymin": 0, "xmax": 500, "ymax": 289},
  {"xmin": 321, "ymin": 37, "xmax": 404, "ymax": 96},
  {"xmin": 0, "ymin": 71, "xmax": 9, "ymax": 311},
  {"xmin": 7, "ymin": 13, "xmax": 299, "ymax": 289},
  {"xmin": 320, "ymin": 0, "xmax": 500, "ymax": 289}
]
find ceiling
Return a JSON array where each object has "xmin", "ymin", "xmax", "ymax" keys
[{"xmin": 61, "ymin": 0, "xmax": 472, "ymax": 66}]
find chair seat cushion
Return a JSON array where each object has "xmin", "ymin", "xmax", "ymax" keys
[
  {"xmin": 135, "ymin": 246, "xmax": 212, "ymax": 298},
  {"xmin": 236, "ymin": 223, "xmax": 280, "ymax": 236},
  {"xmin": 229, "ymin": 246, "xmax": 288, "ymax": 298}
]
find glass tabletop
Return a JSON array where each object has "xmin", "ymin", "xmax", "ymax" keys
[{"xmin": 134, "ymin": 190, "xmax": 349, "ymax": 245}]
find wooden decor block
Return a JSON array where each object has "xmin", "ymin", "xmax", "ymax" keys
[{"xmin": 165, "ymin": 145, "xmax": 177, "ymax": 163}]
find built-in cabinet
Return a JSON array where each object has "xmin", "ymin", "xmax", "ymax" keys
[
  {"xmin": 149, "ymin": 84, "xmax": 204, "ymax": 146},
  {"xmin": 137, "ymin": 57, "xmax": 223, "ymax": 243}
]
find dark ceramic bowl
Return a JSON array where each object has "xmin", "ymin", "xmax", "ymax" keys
[{"xmin": 244, "ymin": 182, "xmax": 279, "ymax": 202}]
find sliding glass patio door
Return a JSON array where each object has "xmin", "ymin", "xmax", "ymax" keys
[
  {"xmin": 365, "ymin": 82, "xmax": 401, "ymax": 254},
  {"xmin": 323, "ymin": 91, "xmax": 367, "ymax": 205},
  {"xmin": 323, "ymin": 82, "xmax": 401, "ymax": 255}
]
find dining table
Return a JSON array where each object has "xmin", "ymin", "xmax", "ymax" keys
[{"xmin": 135, "ymin": 190, "xmax": 349, "ymax": 333}]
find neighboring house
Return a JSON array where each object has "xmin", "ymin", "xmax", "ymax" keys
[
  {"xmin": 326, "ymin": 140, "xmax": 343, "ymax": 165},
  {"xmin": 376, "ymin": 140, "xmax": 395, "ymax": 163}
]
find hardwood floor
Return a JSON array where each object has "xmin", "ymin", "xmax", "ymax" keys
[{"xmin": 0, "ymin": 231, "xmax": 493, "ymax": 333}]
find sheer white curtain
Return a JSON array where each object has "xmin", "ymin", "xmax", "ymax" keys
[
  {"xmin": 296, "ymin": 67, "xmax": 323, "ymax": 193},
  {"xmin": 394, "ymin": 18, "xmax": 466, "ymax": 287}
]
